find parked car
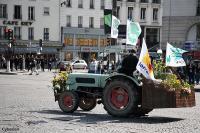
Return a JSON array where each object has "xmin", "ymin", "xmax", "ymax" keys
[{"xmin": 71, "ymin": 59, "xmax": 87, "ymax": 69}]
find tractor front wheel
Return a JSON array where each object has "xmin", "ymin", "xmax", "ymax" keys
[
  {"xmin": 79, "ymin": 97, "xmax": 97, "ymax": 111},
  {"xmin": 58, "ymin": 91, "xmax": 79, "ymax": 113},
  {"xmin": 103, "ymin": 79, "xmax": 138, "ymax": 117}
]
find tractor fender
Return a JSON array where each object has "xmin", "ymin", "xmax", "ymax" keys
[{"xmin": 104, "ymin": 73, "xmax": 142, "ymax": 88}]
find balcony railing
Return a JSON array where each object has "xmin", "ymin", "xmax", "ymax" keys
[
  {"xmin": 152, "ymin": 0, "xmax": 161, "ymax": 4},
  {"xmin": 78, "ymin": 4, "xmax": 83, "ymax": 8},
  {"xmin": 100, "ymin": 25, "xmax": 104, "ymax": 29},
  {"xmin": 90, "ymin": 5, "xmax": 94, "ymax": 9},
  {"xmin": 13, "ymin": 14, "xmax": 22, "ymax": 19},
  {"xmin": 0, "ymin": 13, "xmax": 8, "ymax": 19},
  {"xmin": 140, "ymin": 0, "xmax": 148, "ymax": 3},
  {"xmin": 66, "ymin": 23, "xmax": 71, "ymax": 27},
  {"xmin": 127, "ymin": 0, "xmax": 135, "ymax": 2},
  {"xmin": 197, "ymin": 7, "xmax": 200, "ymax": 16},
  {"xmin": 101, "ymin": 6, "xmax": 104, "ymax": 10},
  {"xmin": 78, "ymin": 24, "xmax": 82, "ymax": 28},
  {"xmin": 89, "ymin": 25, "xmax": 94, "ymax": 28}
]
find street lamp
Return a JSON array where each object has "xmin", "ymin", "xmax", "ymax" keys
[{"xmin": 157, "ymin": 48, "xmax": 163, "ymax": 59}]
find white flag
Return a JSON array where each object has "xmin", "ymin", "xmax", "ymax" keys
[
  {"xmin": 111, "ymin": 15, "xmax": 120, "ymax": 38},
  {"xmin": 136, "ymin": 38, "xmax": 155, "ymax": 80},
  {"xmin": 165, "ymin": 43, "xmax": 187, "ymax": 67},
  {"xmin": 126, "ymin": 20, "xmax": 141, "ymax": 45}
]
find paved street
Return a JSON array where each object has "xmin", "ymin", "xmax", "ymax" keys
[{"xmin": 0, "ymin": 71, "xmax": 200, "ymax": 133}]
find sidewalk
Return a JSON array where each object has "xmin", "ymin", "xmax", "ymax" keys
[
  {"xmin": 0, "ymin": 69, "xmax": 17, "ymax": 75},
  {"xmin": 0, "ymin": 69, "xmax": 58, "ymax": 75}
]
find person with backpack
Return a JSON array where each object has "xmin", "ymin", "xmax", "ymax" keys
[{"xmin": 29, "ymin": 57, "xmax": 39, "ymax": 75}]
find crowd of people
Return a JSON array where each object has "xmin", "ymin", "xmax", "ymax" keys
[
  {"xmin": 0, "ymin": 54, "xmax": 58, "ymax": 75},
  {"xmin": 178, "ymin": 61, "xmax": 200, "ymax": 85},
  {"xmin": 1, "ymin": 52, "xmax": 200, "ymax": 85},
  {"xmin": 88, "ymin": 58, "xmax": 115, "ymax": 74}
]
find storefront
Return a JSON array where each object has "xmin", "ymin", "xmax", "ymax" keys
[{"xmin": 61, "ymin": 27, "xmax": 109, "ymax": 63}]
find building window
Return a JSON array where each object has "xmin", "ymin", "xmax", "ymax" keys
[
  {"xmin": 152, "ymin": 0, "xmax": 160, "ymax": 4},
  {"xmin": 28, "ymin": 6, "xmax": 35, "ymax": 20},
  {"xmin": 28, "ymin": 27, "xmax": 34, "ymax": 40},
  {"xmin": 66, "ymin": 15, "xmax": 71, "ymax": 27},
  {"xmin": 128, "ymin": 7, "xmax": 133, "ymax": 20},
  {"xmin": 61, "ymin": 0, "xmax": 72, "ymax": 7},
  {"xmin": 117, "ymin": 6, "xmax": 120, "ymax": 18},
  {"xmin": 140, "ymin": 8, "xmax": 146, "ymax": 20},
  {"xmin": 89, "ymin": 17, "xmax": 94, "ymax": 28},
  {"xmin": 44, "ymin": 7, "xmax": 50, "ymax": 15},
  {"xmin": 0, "ymin": 26, "xmax": 6, "ymax": 39},
  {"xmin": 78, "ymin": 16, "xmax": 83, "ymax": 28},
  {"xmin": 14, "ymin": 5, "xmax": 22, "ymax": 19},
  {"xmin": 78, "ymin": 0, "xmax": 83, "ymax": 8},
  {"xmin": 153, "ymin": 8, "xmax": 158, "ymax": 21},
  {"xmin": 127, "ymin": 0, "xmax": 135, "ymax": 2},
  {"xmin": 101, "ymin": 0, "xmax": 104, "ymax": 10},
  {"xmin": 66, "ymin": 0, "xmax": 72, "ymax": 7},
  {"xmin": 90, "ymin": 0, "xmax": 94, "ymax": 9},
  {"xmin": 0, "ymin": 4, "xmax": 7, "ymax": 18},
  {"xmin": 44, "ymin": 28, "xmax": 49, "ymax": 41},
  {"xmin": 197, "ymin": 0, "xmax": 200, "ymax": 16},
  {"xmin": 100, "ymin": 18, "xmax": 104, "ymax": 29},
  {"xmin": 197, "ymin": 24, "xmax": 200, "ymax": 41},
  {"xmin": 140, "ymin": 0, "xmax": 148, "ymax": 3},
  {"xmin": 146, "ymin": 28, "xmax": 159, "ymax": 48},
  {"xmin": 14, "ymin": 27, "xmax": 21, "ymax": 40}
]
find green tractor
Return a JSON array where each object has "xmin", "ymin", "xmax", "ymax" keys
[{"xmin": 54, "ymin": 72, "xmax": 154, "ymax": 117}]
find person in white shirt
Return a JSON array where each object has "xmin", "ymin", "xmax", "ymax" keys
[{"xmin": 88, "ymin": 58, "xmax": 98, "ymax": 73}]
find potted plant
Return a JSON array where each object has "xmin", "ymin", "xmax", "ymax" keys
[
  {"xmin": 52, "ymin": 72, "xmax": 68, "ymax": 101},
  {"xmin": 142, "ymin": 60, "xmax": 195, "ymax": 108}
]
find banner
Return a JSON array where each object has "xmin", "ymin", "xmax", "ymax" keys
[
  {"xmin": 165, "ymin": 43, "xmax": 187, "ymax": 67},
  {"xmin": 126, "ymin": 20, "xmax": 141, "ymax": 45},
  {"xmin": 136, "ymin": 38, "xmax": 155, "ymax": 80},
  {"xmin": 111, "ymin": 15, "xmax": 120, "ymax": 38},
  {"xmin": 104, "ymin": 9, "xmax": 112, "ymax": 34}
]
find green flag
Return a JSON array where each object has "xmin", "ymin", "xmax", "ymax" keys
[
  {"xmin": 104, "ymin": 14, "xmax": 112, "ymax": 27},
  {"xmin": 104, "ymin": 9, "xmax": 112, "ymax": 34},
  {"xmin": 126, "ymin": 20, "xmax": 141, "ymax": 45}
]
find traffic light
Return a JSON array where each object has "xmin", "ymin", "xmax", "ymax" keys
[
  {"xmin": 4, "ymin": 28, "xmax": 9, "ymax": 39},
  {"xmin": 39, "ymin": 39, "xmax": 43, "ymax": 47},
  {"xmin": 11, "ymin": 38, "xmax": 16, "ymax": 46},
  {"xmin": 8, "ymin": 29, "xmax": 13, "ymax": 41},
  {"xmin": 106, "ymin": 38, "xmax": 111, "ymax": 45}
]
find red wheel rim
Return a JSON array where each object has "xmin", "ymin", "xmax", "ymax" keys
[
  {"xmin": 63, "ymin": 95, "xmax": 73, "ymax": 107},
  {"xmin": 110, "ymin": 87, "xmax": 129, "ymax": 109}
]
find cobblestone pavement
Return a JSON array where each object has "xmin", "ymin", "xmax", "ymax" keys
[{"xmin": 0, "ymin": 71, "xmax": 200, "ymax": 133}]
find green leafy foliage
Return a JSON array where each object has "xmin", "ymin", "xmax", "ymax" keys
[
  {"xmin": 153, "ymin": 60, "xmax": 168, "ymax": 79},
  {"xmin": 162, "ymin": 74, "xmax": 182, "ymax": 90},
  {"xmin": 153, "ymin": 60, "xmax": 192, "ymax": 94}
]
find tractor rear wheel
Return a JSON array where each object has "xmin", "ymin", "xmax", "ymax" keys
[
  {"xmin": 79, "ymin": 97, "xmax": 97, "ymax": 111},
  {"xmin": 58, "ymin": 91, "xmax": 79, "ymax": 113},
  {"xmin": 103, "ymin": 79, "xmax": 138, "ymax": 117}
]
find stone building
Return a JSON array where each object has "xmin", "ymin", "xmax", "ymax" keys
[
  {"xmin": 0, "ymin": 0, "xmax": 61, "ymax": 57},
  {"xmin": 162, "ymin": 0, "xmax": 200, "ymax": 50}
]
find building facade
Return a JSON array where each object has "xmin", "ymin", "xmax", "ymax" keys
[
  {"xmin": 60, "ymin": 0, "xmax": 107, "ymax": 62},
  {"xmin": 0, "ymin": 0, "xmax": 61, "ymax": 57},
  {"xmin": 162, "ymin": 0, "xmax": 200, "ymax": 50},
  {"xmin": 116, "ymin": 0, "xmax": 162, "ymax": 50}
]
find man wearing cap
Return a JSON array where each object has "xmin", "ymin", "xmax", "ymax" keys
[{"xmin": 118, "ymin": 47, "xmax": 138, "ymax": 76}]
